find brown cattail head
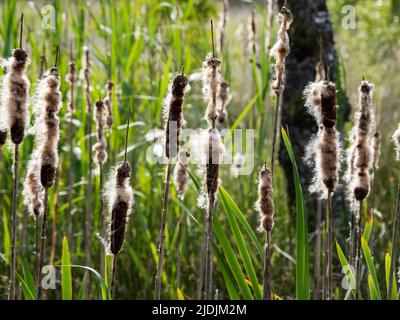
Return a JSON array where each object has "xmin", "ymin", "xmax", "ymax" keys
[
  {"xmin": 24, "ymin": 156, "xmax": 44, "ymax": 216},
  {"xmin": 66, "ymin": 56, "xmax": 76, "ymax": 118},
  {"xmin": 104, "ymin": 81, "xmax": 114, "ymax": 128},
  {"xmin": 174, "ymin": 150, "xmax": 190, "ymax": 197},
  {"xmin": 93, "ymin": 100, "xmax": 108, "ymax": 166},
  {"xmin": 320, "ymin": 81, "xmax": 337, "ymax": 128},
  {"xmin": 36, "ymin": 67, "xmax": 62, "ymax": 188},
  {"xmin": 217, "ymin": 80, "xmax": 232, "ymax": 124},
  {"xmin": 255, "ymin": 165, "xmax": 275, "ymax": 232},
  {"xmin": 83, "ymin": 47, "xmax": 91, "ymax": 113},
  {"xmin": 306, "ymin": 126, "xmax": 341, "ymax": 198},
  {"xmin": 107, "ymin": 161, "xmax": 133, "ymax": 255},
  {"xmin": 202, "ymin": 56, "xmax": 222, "ymax": 127},
  {"xmin": 353, "ymin": 169, "xmax": 370, "ymax": 201},
  {"xmin": 198, "ymin": 128, "xmax": 224, "ymax": 209},
  {"xmin": 392, "ymin": 125, "xmax": 400, "ymax": 160},
  {"xmin": 346, "ymin": 80, "xmax": 375, "ymax": 207},
  {"xmin": 270, "ymin": 6, "xmax": 293, "ymax": 95},
  {"xmin": 164, "ymin": 71, "xmax": 190, "ymax": 159},
  {"xmin": 371, "ymin": 132, "xmax": 381, "ymax": 169},
  {"xmin": 1, "ymin": 48, "xmax": 31, "ymax": 145}
]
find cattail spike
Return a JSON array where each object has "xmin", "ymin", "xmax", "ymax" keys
[
  {"xmin": 124, "ymin": 106, "xmax": 131, "ymax": 163},
  {"xmin": 19, "ymin": 13, "xmax": 24, "ymax": 49},
  {"xmin": 181, "ymin": 65, "xmax": 185, "ymax": 76}
]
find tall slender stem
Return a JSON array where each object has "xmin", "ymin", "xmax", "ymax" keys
[
  {"xmin": 270, "ymin": 93, "xmax": 281, "ymax": 178},
  {"xmin": 205, "ymin": 197, "xmax": 215, "ymax": 300},
  {"xmin": 99, "ymin": 165, "xmax": 105, "ymax": 281},
  {"xmin": 154, "ymin": 162, "xmax": 172, "ymax": 300},
  {"xmin": 110, "ymin": 253, "xmax": 118, "ymax": 299},
  {"xmin": 9, "ymin": 144, "xmax": 19, "ymax": 300},
  {"xmin": 355, "ymin": 200, "xmax": 363, "ymax": 300},
  {"xmin": 327, "ymin": 192, "xmax": 333, "ymax": 300},
  {"xmin": 37, "ymin": 188, "xmax": 49, "ymax": 300},
  {"xmin": 196, "ymin": 213, "xmax": 207, "ymax": 299},
  {"xmin": 388, "ymin": 184, "xmax": 400, "ymax": 300},
  {"xmin": 313, "ymin": 200, "xmax": 323, "ymax": 299},
  {"xmin": 175, "ymin": 199, "xmax": 184, "ymax": 296},
  {"xmin": 262, "ymin": 231, "xmax": 273, "ymax": 300}
]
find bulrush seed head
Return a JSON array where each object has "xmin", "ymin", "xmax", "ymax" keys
[
  {"xmin": 104, "ymin": 81, "xmax": 114, "ymax": 128},
  {"xmin": 106, "ymin": 161, "xmax": 134, "ymax": 255},
  {"xmin": 202, "ymin": 56, "xmax": 222, "ymax": 127},
  {"xmin": 36, "ymin": 67, "xmax": 62, "ymax": 188},
  {"xmin": 1, "ymin": 48, "xmax": 31, "ymax": 145},
  {"xmin": 163, "ymin": 72, "xmax": 190, "ymax": 159},
  {"xmin": 270, "ymin": 7, "xmax": 293, "ymax": 95},
  {"xmin": 93, "ymin": 100, "xmax": 108, "ymax": 166},
  {"xmin": 320, "ymin": 81, "xmax": 337, "ymax": 128},
  {"xmin": 306, "ymin": 126, "xmax": 341, "ymax": 198},
  {"xmin": 217, "ymin": 80, "xmax": 232, "ymax": 124},
  {"xmin": 255, "ymin": 165, "xmax": 275, "ymax": 232},
  {"xmin": 346, "ymin": 80, "xmax": 375, "ymax": 207}
]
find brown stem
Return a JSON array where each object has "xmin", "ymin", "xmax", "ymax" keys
[
  {"xmin": 37, "ymin": 188, "xmax": 49, "ymax": 300},
  {"xmin": 388, "ymin": 184, "xmax": 400, "ymax": 300},
  {"xmin": 50, "ymin": 161, "xmax": 61, "ymax": 265},
  {"xmin": 175, "ymin": 198, "xmax": 183, "ymax": 296},
  {"xmin": 154, "ymin": 162, "xmax": 172, "ymax": 300},
  {"xmin": 196, "ymin": 213, "xmax": 207, "ymax": 299},
  {"xmin": 355, "ymin": 200, "xmax": 363, "ymax": 300},
  {"xmin": 262, "ymin": 231, "xmax": 273, "ymax": 300},
  {"xmin": 327, "ymin": 192, "xmax": 333, "ymax": 300},
  {"xmin": 9, "ymin": 144, "xmax": 19, "ymax": 300},
  {"xmin": 205, "ymin": 196, "xmax": 215, "ymax": 300},
  {"xmin": 110, "ymin": 253, "xmax": 118, "ymax": 299},
  {"xmin": 313, "ymin": 199, "xmax": 323, "ymax": 299},
  {"xmin": 99, "ymin": 165, "xmax": 105, "ymax": 281},
  {"xmin": 270, "ymin": 93, "xmax": 281, "ymax": 178}
]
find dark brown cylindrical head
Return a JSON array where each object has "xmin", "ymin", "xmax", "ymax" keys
[
  {"xmin": 12, "ymin": 48, "xmax": 29, "ymax": 72},
  {"xmin": 321, "ymin": 82, "xmax": 337, "ymax": 128},
  {"xmin": 40, "ymin": 164, "xmax": 56, "ymax": 188},
  {"xmin": 110, "ymin": 201, "xmax": 128, "ymax": 255},
  {"xmin": 11, "ymin": 120, "xmax": 24, "ymax": 145}
]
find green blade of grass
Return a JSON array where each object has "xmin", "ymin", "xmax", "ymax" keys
[
  {"xmin": 361, "ymin": 237, "xmax": 381, "ymax": 300},
  {"xmin": 385, "ymin": 252, "xmax": 398, "ymax": 300},
  {"xmin": 363, "ymin": 214, "xmax": 373, "ymax": 243},
  {"xmin": 62, "ymin": 235, "xmax": 72, "ymax": 300},
  {"xmin": 282, "ymin": 127, "xmax": 310, "ymax": 300},
  {"xmin": 213, "ymin": 218, "xmax": 254, "ymax": 300},
  {"xmin": 219, "ymin": 186, "xmax": 262, "ymax": 300}
]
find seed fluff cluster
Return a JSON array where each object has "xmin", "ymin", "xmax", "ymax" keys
[
  {"xmin": 1, "ymin": 48, "xmax": 31, "ymax": 145},
  {"xmin": 255, "ymin": 165, "xmax": 275, "ymax": 232},
  {"xmin": 163, "ymin": 71, "xmax": 190, "ymax": 159},
  {"xmin": 36, "ymin": 67, "xmax": 62, "ymax": 188},
  {"xmin": 104, "ymin": 81, "xmax": 114, "ymax": 130},
  {"xmin": 270, "ymin": 7, "xmax": 293, "ymax": 95},
  {"xmin": 304, "ymin": 80, "xmax": 341, "ymax": 199},
  {"xmin": 202, "ymin": 55, "xmax": 222, "ymax": 127},
  {"xmin": 106, "ymin": 162, "xmax": 134, "ymax": 255},
  {"xmin": 345, "ymin": 80, "xmax": 375, "ymax": 207},
  {"xmin": 93, "ymin": 100, "xmax": 108, "ymax": 166}
]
